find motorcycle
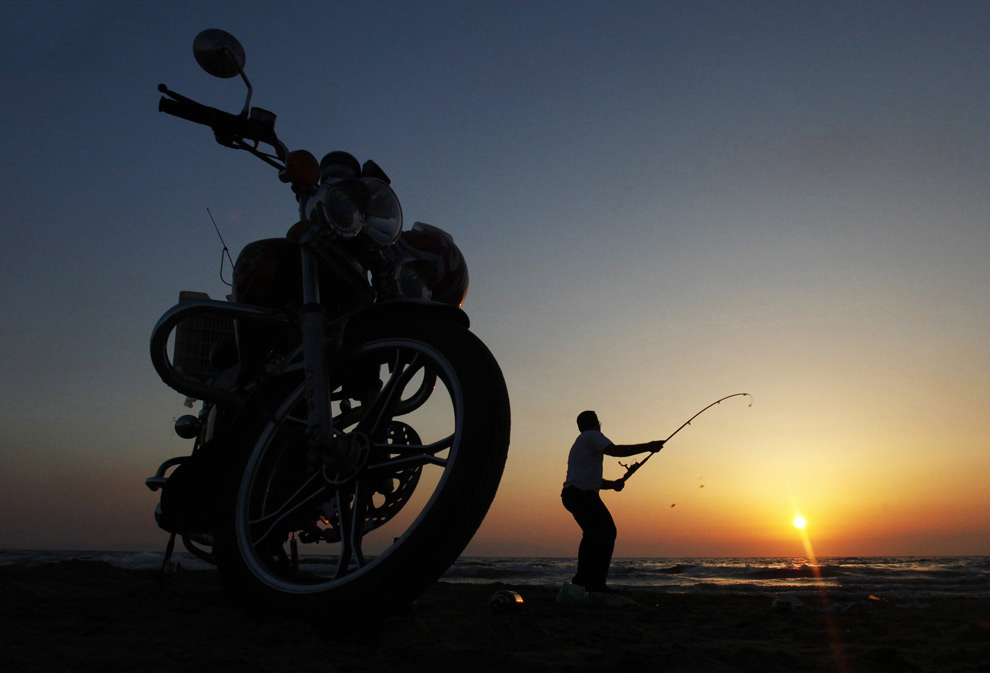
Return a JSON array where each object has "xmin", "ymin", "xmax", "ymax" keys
[{"xmin": 145, "ymin": 29, "xmax": 511, "ymax": 615}]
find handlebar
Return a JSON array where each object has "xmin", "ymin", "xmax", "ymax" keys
[{"xmin": 158, "ymin": 83, "xmax": 287, "ymax": 166}]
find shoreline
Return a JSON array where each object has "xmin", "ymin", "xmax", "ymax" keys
[{"xmin": 2, "ymin": 561, "xmax": 988, "ymax": 672}]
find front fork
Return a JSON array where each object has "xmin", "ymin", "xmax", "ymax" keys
[
  {"xmin": 297, "ymin": 236, "xmax": 370, "ymax": 481},
  {"xmin": 298, "ymin": 237, "xmax": 334, "ymax": 445}
]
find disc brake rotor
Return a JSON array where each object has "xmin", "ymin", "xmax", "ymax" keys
[{"xmin": 317, "ymin": 421, "xmax": 423, "ymax": 543}]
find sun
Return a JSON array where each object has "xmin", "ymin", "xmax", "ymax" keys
[{"xmin": 793, "ymin": 516, "xmax": 807, "ymax": 529}]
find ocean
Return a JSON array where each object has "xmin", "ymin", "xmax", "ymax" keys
[
  {"xmin": 445, "ymin": 556, "xmax": 990, "ymax": 601},
  {"xmin": 1, "ymin": 551, "xmax": 986, "ymax": 601}
]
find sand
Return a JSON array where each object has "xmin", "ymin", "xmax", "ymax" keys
[{"xmin": 1, "ymin": 560, "xmax": 988, "ymax": 672}]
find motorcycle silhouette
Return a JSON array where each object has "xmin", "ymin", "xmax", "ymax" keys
[{"xmin": 146, "ymin": 29, "xmax": 510, "ymax": 614}]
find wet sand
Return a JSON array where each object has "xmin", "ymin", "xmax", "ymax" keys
[{"xmin": 1, "ymin": 560, "xmax": 988, "ymax": 672}]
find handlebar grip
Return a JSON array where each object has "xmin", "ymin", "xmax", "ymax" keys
[{"xmin": 158, "ymin": 96, "xmax": 233, "ymax": 129}]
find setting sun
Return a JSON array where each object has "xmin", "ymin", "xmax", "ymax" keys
[{"xmin": 793, "ymin": 516, "xmax": 807, "ymax": 529}]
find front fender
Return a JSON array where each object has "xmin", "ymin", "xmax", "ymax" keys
[{"xmin": 332, "ymin": 299, "xmax": 470, "ymax": 337}]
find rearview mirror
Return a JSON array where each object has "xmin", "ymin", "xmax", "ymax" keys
[{"xmin": 193, "ymin": 29, "xmax": 246, "ymax": 79}]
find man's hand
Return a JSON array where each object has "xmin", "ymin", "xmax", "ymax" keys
[
  {"xmin": 651, "ymin": 440, "xmax": 665, "ymax": 452},
  {"xmin": 601, "ymin": 479, "xmax": 625, "ymax": 492}
]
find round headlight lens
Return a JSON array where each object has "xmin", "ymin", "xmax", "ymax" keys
[
  {"xmin": 313, "ymin": 180, "xmax": 364, "ymax": 237},
  {"xmin": 361, "ymin": 178, "xmax": 402, "ymax": 247}
]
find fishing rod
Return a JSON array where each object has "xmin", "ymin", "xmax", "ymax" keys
[{"xmin": 617, "ymin": 392, "xmax": 752, "ymax": 484}]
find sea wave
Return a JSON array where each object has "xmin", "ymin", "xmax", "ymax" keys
[{"xmin": 443, "ymin": 556, "xmax": 990, "ymax": 599}]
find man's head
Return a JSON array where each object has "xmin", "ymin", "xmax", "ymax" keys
[{"xmin": 576, "ymin": 410, "xmax": 600, "ymax": 432}]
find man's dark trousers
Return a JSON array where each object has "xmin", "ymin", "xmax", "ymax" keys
[{"xmin": 561, "ymin": 485, "xmax": 617, "ymax": 591}]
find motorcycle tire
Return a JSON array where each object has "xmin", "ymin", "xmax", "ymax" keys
[{"xmin": 215, "ymin": 317, "xmax": 510, "ymax": 617}]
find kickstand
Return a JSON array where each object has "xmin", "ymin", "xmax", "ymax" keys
[{"xmin": 160, "ymin": 532, "xmax": 180, "ymax": 578}]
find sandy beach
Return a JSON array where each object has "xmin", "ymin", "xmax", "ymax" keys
[{"xmin": 1, "ymin": 560, "xmax": 988, "ymax": 672}]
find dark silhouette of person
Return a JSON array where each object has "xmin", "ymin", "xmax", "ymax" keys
[{"xmin": 561, "ymin": 410, "xmax": 663, "ymax": 593}]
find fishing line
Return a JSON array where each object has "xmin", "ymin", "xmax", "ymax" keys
[
  {"xmin": 207, "ymin": 207, "xmax": 235, "ymax": 287},
  {"xmin": 618, "ymin": 392, "xmax": 752, "ymax": 484}
]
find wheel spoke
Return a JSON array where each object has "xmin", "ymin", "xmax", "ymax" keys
[
  {"xmin": 368, "ymin": 433, "xmax": 453, "ymax": 471},
  {"xmin": 332, "ymin": 484, "xmax": 368, "ymax": 578},
  {"xmin": 248, "ymin": 472, "xmax": 327, "ymax": 547},
  {"xmin": 356, "ymin": 350, "xmax": 424, "ymax": 438},
  {"xmin": 369, "ymin": 454, "xmax": 447, "ymax": 471}
]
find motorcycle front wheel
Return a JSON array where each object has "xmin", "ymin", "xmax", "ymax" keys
[{"xmin": 216, "ymin": 318, "xmax": 510, "ymax": 616}]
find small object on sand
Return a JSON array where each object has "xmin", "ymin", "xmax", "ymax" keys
[
  {"xmin": 556, "ymin": 582, "xmax": 588, "ymax": 605},
  {"xmin": 490, "ymin": 589, "xmax": 524, "ymax": 614}
]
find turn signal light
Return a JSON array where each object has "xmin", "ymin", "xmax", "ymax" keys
[{"xmin": 282, "ymin": 149, "xmax": 320, "ymax": 189}]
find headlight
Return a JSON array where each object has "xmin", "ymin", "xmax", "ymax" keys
[
  {"xmin": 307, "ymin": 177, "xmax": 401, "ymax": 246},
  {"xmin": 361, "ymin": 178, "xmax": 402, "ymax": 246},
  {"xmin": 309, "ymin": 179, "xmax": 364, "ymax": 237}
]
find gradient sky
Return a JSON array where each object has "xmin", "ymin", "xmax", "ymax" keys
[{"xmin": 1, "ymin": 1, "xmax": 987, "ymax": 558}]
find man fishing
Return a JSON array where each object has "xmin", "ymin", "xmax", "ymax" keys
[{"xmin": 561, "ymin": 410, "xmax": 663, "ymax": 594}]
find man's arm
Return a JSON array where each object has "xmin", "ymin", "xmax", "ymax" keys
[
  {"xmin": 601, "ymin": 478, "xmax": 625, "ymax": 492},
  {"xmin": 604, "ymin": 440, "xmax": 664, "ymax": 458}
]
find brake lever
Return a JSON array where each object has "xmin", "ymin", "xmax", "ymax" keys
[{"xmin": 158, "ymin": 83, "xmax": 195, "ymax": 105}]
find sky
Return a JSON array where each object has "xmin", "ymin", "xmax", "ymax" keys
[{"xmin": 1, "ymin": 1, "xmax": 987, "ymax": 559}]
